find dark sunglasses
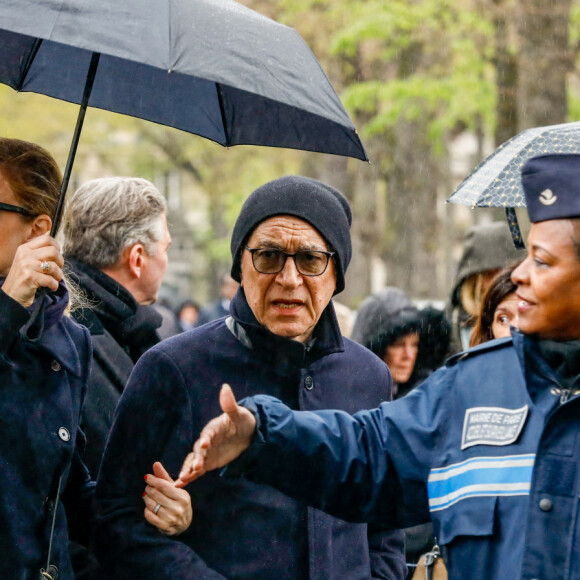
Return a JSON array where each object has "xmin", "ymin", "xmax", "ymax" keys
[
  {"xmin": 245, "ymin": 246, "xmax": 335, "ymax": 277},
  {"xmin": 0, "ymin": 201, "xmax": 35, "ymax": 217}
]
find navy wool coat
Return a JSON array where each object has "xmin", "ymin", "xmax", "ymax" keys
[
  {"xmin": 0, "ymin": 289, "xmax": 93, "ymax": 579},
  {"xmin": 95, "ymin": 290, "xmax": 406, "ymax": 579}
]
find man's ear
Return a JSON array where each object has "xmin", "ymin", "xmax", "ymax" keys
[
  {"xmin": 127, "ymin": 243, "xmax": 146, "ymax": 279},
  {"xmin": 26, "ymin": 214, "xmax": 52, "ymax": 240}
]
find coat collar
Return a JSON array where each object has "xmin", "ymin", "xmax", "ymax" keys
[
  {"xmin": 229, "ymin": 289, "xmax": 344, "ymax": 369},
  {"xmin": 514, "ymin": 328, "xmax": 580, "ymax": 391}
]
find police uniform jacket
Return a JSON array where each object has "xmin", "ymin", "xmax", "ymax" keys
[
  {"xmin": 230, "ymin": 329, "xmax": 580, "ymax": 580},
  {"xmin": 94, "ymin": 289, "xmax": 406, "ymax": 580},
  {"xmin": 0, "ymin": 287, "xmax": 93, "ymax": 579}
]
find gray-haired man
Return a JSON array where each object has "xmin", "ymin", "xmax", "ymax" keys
[{"xmin": 62, "ymin": 176, "xmax": 171, "ymax": 477}]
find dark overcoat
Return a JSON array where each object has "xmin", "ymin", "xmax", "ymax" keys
[
  {"xmin": 0, "ymin": 288, "xmax": 93, "ymax": 579},
  {"xmin": 94, "ymin": 290, "xmax": 406, "ymax": 579},
  {"xmin": 67, "ymin": 258, "xmax": 161, "ymax": 477}
]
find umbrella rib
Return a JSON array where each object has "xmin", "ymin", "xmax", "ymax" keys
[
  {"xmin": 216, "ymin": 84, "xmax": 231, "ymax": 148},
  {"xmin": 17, "ymin": 38, "xmax": 43, "ymax": 91}
]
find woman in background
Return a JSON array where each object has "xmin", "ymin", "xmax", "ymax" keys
[
  {"xmin": 349, "ymin": 288, "xmax": 452, "ymax": 577},
  {"xmin": 351, "ymin": 287, "xmax": 422, "ymax": 397},
  {"xmin": 447, "ymin": 222, "xmax": 524, "ymax": 351},
  {"xmin": 470, "ymin": 263, "xmax": 520, "ymax": 347}
]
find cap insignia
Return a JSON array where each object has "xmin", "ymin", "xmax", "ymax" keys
[{"xmin": 539, "ymin": 189, "xmax": 557, "ymax": 206}]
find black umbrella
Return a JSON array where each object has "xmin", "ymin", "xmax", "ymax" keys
[
  {"xmin": 0, "ymin": 0, "xmax": 368, "ymax": 235},
  {"xmin": 1, "ymin": 0, "xmax": 368, "ymax": 338}
]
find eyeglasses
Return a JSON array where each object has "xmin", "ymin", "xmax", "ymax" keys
[
  {"xmin": 0, "ymin": 201, "xmax": 35, "ymax": 217},
  {"xmin": 245, "ymin": 246, "xmax": 335, "ymax": 276}
]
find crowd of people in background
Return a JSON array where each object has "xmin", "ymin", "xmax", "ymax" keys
[{"xmin": 2, "ymin": 134, "xmax": 578, "ymax": 580}]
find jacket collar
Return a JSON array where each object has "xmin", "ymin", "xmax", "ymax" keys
[
  {"xmin": 229, "ymin": 289, "xmax": 344, "ymax": 369},
  {"xmin": 514, "ymin": 328, "xmax": 580, "ymax": 391}
]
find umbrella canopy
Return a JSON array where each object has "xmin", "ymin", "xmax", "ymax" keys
[
  {"xmin": 0, "ymin": 0, "xmax": 368, "ymax": 338},
  {"xmin": 0, "ymin": 0, "xmax": 367, "ymax": 165},
  {"xmin": 447, "ymin": 121, "xmax": 580, "ymax": 208},
  {"xmin": 0, "ymin": 0, "xmax": 366, "ymax": 159}
]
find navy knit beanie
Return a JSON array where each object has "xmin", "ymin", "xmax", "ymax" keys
[{"xmin": 230, "ymin": 175, "xmax": 352, "ymax": 294}]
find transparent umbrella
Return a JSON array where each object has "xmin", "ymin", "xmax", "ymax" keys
[{"xmin": 447, "ymin": 121, "xmax": 580, "ymax": 248}]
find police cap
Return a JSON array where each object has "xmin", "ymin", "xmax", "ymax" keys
[{"xmin": 522, "ymin": 153, "xmax": 580, "ymax": 223}]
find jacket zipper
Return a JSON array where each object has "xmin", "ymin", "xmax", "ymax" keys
[{"xmin": 534, "ymin": 368, "xmax": 577, "ymax": 405}]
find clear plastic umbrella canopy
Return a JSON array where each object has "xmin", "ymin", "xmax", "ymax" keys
[{"xmin": 448, "ymin": 121, "xmax": 580, "ymax": 208}]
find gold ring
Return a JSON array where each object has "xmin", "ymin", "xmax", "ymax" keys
[{"xmin": 41, "ymin": 260, "xmax": 50, "ymax": 274}]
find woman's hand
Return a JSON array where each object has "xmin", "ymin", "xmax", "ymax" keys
[
  {"xmin": 143, "ymin": 462, "xmax": 193, "ymax": 536},
  {"xmin": 2, "ymin": 234, "xmax": 64, "ymax": 307}
]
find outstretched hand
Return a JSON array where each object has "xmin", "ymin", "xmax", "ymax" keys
[{"xmin": 175, "ymin": 384, "xmax": 256, "ymax": 487}]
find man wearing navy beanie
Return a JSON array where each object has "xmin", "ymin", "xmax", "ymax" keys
[
  {"xmin": 230, "ymin": 175, "xmax": 352, "ymax": 294},
  {"xmin": 179, "ymin": 155, "xmax": 580, "ymax": 579},
  {"xmin": 95, "ymin": 175, "xmax": 406, "ymax": 579}
]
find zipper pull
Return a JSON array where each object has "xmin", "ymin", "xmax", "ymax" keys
[{"xmin": 550, "ymin": 386, "xmax": 572, "ymax": 405}]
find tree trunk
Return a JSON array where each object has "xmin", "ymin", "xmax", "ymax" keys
[
  {"xmin": 384, "ymin": 120, "xmax": 441, "ymax": 299},
  {"xmin": 516, "ymin": 0, "xmax": 572, "ymax": 129},
  {"xmin": 492, "ymin": 0, "xmax": 518, "ymax": 145}
]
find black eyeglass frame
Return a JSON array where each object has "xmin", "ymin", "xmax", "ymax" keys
[
  {"xmin": 0, "ymin": 201, "xmax": 36, "ymax": 217},
  {"xmin": 244, "ymin": 246, "xmax": 336, "ymax": 277}
]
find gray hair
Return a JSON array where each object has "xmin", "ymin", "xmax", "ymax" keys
[{"xmin": 62, "ymin": 177, "xmax": 167, "ymax": 269}]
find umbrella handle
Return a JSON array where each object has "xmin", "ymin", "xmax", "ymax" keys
[{"xmin": 50, "ymin": 51, "xmax": 101, "ymax": 237}]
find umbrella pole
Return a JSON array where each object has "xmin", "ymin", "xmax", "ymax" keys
[
  {"xmin": 21, "ymin": 52, "xmax": 101, "ymax": 342},
  {"xmin": 505, "ymin": 207, "xmax": 525, "ymax": 250},
  {"xmin": 50, "ymin": 51, "xmax": 101, "ymax": 236}
]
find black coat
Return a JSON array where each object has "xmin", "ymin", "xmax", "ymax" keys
[
  {"xmin": 94, "ymin": 289, "xmax": 406, "ymax": 579},
  {"xmin": 0, "ymin": 287, "xmax": 93, "ymax": 579},
  {"xmin": 67, "ymin": 258, "xmax": 162, "ymax": 477}
]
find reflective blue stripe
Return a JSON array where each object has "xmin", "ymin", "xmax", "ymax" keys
[
  {"xmin": 428, "ymin": 454, "xmax": 535, "ymax": 511},
  {"xmin": 429, "ymin": 453, "xmax": 535, "ymax": 476}
]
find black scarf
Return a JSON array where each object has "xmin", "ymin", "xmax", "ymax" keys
[{"xmin": 66, "ymin": 258, "xmax": 161, "ymax": 362}]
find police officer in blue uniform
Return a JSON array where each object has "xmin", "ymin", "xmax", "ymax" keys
[{"xmin": 178, "ymin": 153, "xmax": 580, "ymax": 580}]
